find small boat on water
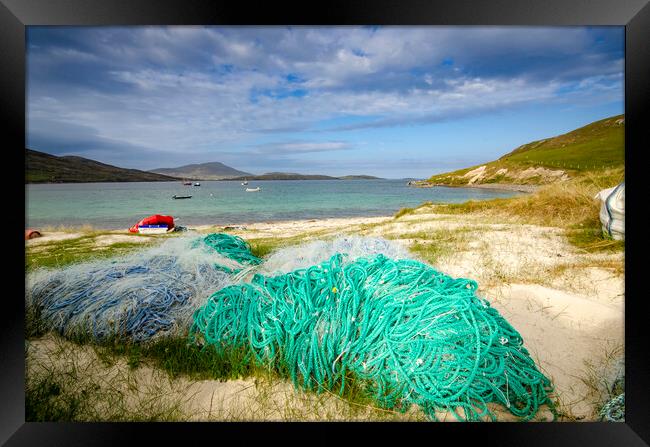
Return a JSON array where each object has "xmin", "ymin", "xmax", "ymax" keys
[
  {"xmin": 241, "ymin": 180, "xmax": 249, "ymax": 185},
  {"xmin": 172, "ymin": 195, "xmax": 192, "ymax": 199},
  {"xmin": 245, "ymin": 187, "xmax": 261, "ymax": 192},
  {"xmin": 193, "ymin": 182, "xmax": 201, "ymax": 186},
  {"xmin": 182, "ymin": 180, "xmax": 192, "ymax": 186}
]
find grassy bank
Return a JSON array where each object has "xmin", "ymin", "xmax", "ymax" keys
[
  {"xmin": 403, "ymin": 168, "xmax": 624, "ymax": 253},
  {"xmin": 25, "ymin": 232, "xmax": 177, "ymax": 271},
  {"xmin": 424, "ymin": 115, "xmax": 624, "ymax": 186}
]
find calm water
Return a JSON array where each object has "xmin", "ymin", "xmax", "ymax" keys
[{"xmin": 26, "ymin": 180, "xmax": 520, "ymax": 230}]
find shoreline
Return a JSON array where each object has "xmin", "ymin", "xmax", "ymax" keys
[
  {"xmin": 26, "ymin": 215, "xmax": 396, "ymax": 244},
  {"xmin": 409, "ymin": 182, "xmax": 539, "ymax": 193},
  {"xmin": 26, "ymin": 177, "xmax": 387, "ymax": 185},
  {"xmin": 26, "ymin": 186, "xmax": 529, "ymax": 233}
]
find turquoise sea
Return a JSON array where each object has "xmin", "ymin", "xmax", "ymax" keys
[{"xmin": 25, "ymin": 179, "xmax": 521, "ymax": 230}]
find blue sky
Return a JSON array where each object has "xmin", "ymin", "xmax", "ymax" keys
[{"xmin": 26, "ymin": 26, "xmax": 624, "ymax": 178}]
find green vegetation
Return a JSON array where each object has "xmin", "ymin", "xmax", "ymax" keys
[
  {"xmin": 26, "ymin": 365, "xmax": 185, "ymax": 422},
  {"xmin": 502, "ymin": 115, "xmax": 624, "ymax": 170},
  {"xmin": 425, "ymin": 115, "xmax": 624, "ymax": 186},
  {"xmin": 26, "ymin": 148, "xmax": 179, "ymax": 183},
  {"xmin": 394, "ymin": 206, "xmax": 417, "ymax": 219},
  {"xmin": 246, "ymin": 233, "xmax": 333, "ymax": 258},
  {"xmin": 25, "ymin": 233, "xmax": 166, "ymax": 271},
  {"xmin": 26, "ymin": 332, "xmax": 418, "ymax": 421},
  {"xmin": 150, "ymin": 161, "xmax": 252, "ymax": 180},
  {"xmin": 211, "ymin": 227, "xmax": 337, "ymax": 259},
  {"xmin": 391, "ymin": 228, "xmax": 472, "ymax": 266},
  {"xmin": 420, "ymin": 167, "xmax": 624, "ymax": 252},
  {"xmin": 94, "ymin": 337, "xmax": 260, "ymax": 381},
  {"xmin": 25, "ymin": 336, "xmax": 186, "ymax": 422},
  {"xmin": 565, "ymin": 219, "xmax": 625, "ymax": 254}
]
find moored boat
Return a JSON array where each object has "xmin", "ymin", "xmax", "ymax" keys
[
  {"xmin": 172, "ymin": 195, "xmax": 192, "ymax": 199},
  {"xmin": 128, "ymin": 214, "xmax": 175, "ymax": 233},
  {"xmin": 245, "ymin": 187, "xmax": 261, "ymax": 192}
]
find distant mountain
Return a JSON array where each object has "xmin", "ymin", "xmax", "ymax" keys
[
  {"xmin": 225, "ymin": 172, "xmax": 338, "ymax": 181},
  {"xmin": 150, "ymin": 162, "xmax": 252, "ymax": 180},
  {"xmin": 338, "ymin": 175, "xmax": 382, "ymax": 180},
  {"xmin": 26, "ymin": 149, "xmax": 179, "ymax": 183},
  {"xmin": 225, "ymin": 172, "xmax": 382, "ymax": 181}
]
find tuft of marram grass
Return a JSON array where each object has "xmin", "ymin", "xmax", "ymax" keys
[
  {"xmin": 420, "ymin": 168, "xmax": 624, "ymax": 252},
  {"xmin": 394, "ymin": 207, "xmax": 415, "ymax": 219}
]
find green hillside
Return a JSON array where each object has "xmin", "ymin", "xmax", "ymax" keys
[
  {"xmin": 26, "ymin": 149, "xmax": 179, "ymax": 183},
  {"xmin": 423, "ymin": 115, "xmax": 624, "ymax": 186}
]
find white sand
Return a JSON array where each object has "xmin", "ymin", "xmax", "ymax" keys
[
  {"xmin": 192, "ymin": 215, "xmax": 391, "ymax": 239},
  {"xmin": 25, "ymin": 232, "xmax": 84, "ymax": 246},
  {"xmin": 92, "ymin": 234, "xmax": 154, "ymax": 246}
]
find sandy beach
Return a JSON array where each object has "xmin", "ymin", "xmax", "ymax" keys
[{"xmin": 25, "ymin": 205, "xmax": 624, "ymax": 421}]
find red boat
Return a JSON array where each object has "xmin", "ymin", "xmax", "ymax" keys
[
  {"xmin": 129, "ymin": 214, "xmax": 175, "ymax": 233},
  {"xmin": 25, "ymin": 229, "xmax": 42, "ymax": 240}
]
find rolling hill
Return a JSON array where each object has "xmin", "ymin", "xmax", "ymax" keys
[
  {"xmin": 26, "ymin": 149, "xmax": 179, "ymax": 183},
  {"xmin": 224, "ymin": 173, "xmax": 383, "ymax": 181},
  {"xmin": 421, "ymin": 114, "xmax": 624, "ymax": 187},
  {"xmin": 338, "ymin": 175, "xmax": 382, "ymax": 180},
  {"xmin": 226, "ymin": 172, "xmax": 336, "ymax": 181},
  {"xmin": 150, "ymin": 162, "xmax": 252, "ymax": 180}
]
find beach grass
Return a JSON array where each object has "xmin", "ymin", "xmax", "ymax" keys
[
  {"xmin": 25, "ymin": 334, "xmax": 188, "ymax": 422},
  {"xmin": 419, "ymin": 168, "xmax": 624, "ymax": 253},
  {"xmin": 25, "ymin": 235, "xmax": 157, "ymax": 271},
  {"xmin": 394, "ymin": 206, "xmax": 417, "ymax": 219},
  {"xmin": 26, "ymin": 332, "xmax": 425, "ymax": 421}
]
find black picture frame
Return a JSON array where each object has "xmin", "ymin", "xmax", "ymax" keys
[{"xmin": 4, "ymin": 0, "xmax": 648, "ymax": 445}]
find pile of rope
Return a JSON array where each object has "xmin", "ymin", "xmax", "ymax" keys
[
  {"xmin": 258, "ymin": 236, "xmax": 410, "ymax": 275},
  {"xmin": 26, "ymin": 233, "xmax": 253, "ymax": 342},
  {"xmin": 198, "ymin": 233, "xmax": 262, "ymax": 272},
  {"xmin": 191, "ymin": 252, "xmax": 554, "ymax": 421},
  {"xmin": 600, "ymin": 393, "xmax": 625, "ymax": 422}
]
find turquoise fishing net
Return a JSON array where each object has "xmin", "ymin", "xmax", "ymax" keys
[{"xmin": 191, "ymin": 252, "xmax": 554, "ymax": 421}]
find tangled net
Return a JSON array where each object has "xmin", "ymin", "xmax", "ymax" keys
[
  {"xmin": 600, "ymin": 393, "xmax": 625, "ymax": 422},
  {"xmin": 191, "ymin": 252, "xmax": 554, "ymax": 421},
  {"xmin": 198, "ymin": 233, "xmax": 262, "ymax": 272},
  {"xmin": 258, "ymin": 236, "xmax": 410, "ymax": 275},
  {"xmin": 26, "ymin": 233, "xmax": 256, "ymax": 342}
]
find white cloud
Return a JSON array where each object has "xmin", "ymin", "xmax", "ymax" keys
[
  {"xmin": 252, "ymin": 141, "xmax": 352, "ymax": 154},
  {"xmin": 26, "ymin": 26, "xmax": 624, "ymax": 171}
]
